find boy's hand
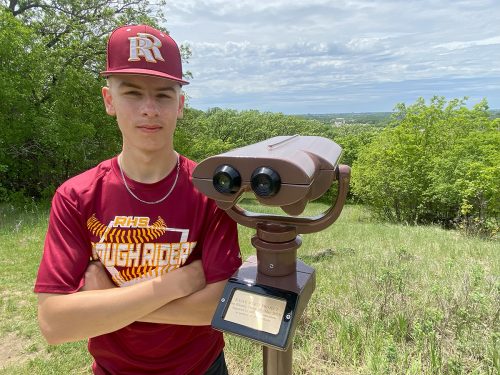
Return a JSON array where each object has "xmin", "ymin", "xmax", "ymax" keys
[{"xmin": 81, "ymin": 261, "xmax": 116, "ymax": 291}]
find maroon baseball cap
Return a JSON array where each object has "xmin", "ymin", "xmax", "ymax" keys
[{"xmin": 101, "ymin": 24, "xmax": 189, "ymax": 85}]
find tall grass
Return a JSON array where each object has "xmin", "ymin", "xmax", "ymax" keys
[{"xmin": 0, "ymin": 202, "xmax": 498, "ymax": 374}]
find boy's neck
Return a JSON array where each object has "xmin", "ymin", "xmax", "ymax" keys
[{"xmin": 118, "ymin": 149, "xmax": 178, "ymax": 184}]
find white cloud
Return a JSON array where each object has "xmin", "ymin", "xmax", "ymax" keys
[
  {"xmin": 164, "ymin": 0, "xmax": 500, "ymax": 113},
  {"xmin": 435, "ymin": 36, "xmax": 500, "ymax": 51}
]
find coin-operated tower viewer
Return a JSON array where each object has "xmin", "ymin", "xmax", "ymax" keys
[{"xmin": 192, "ymin": 135, "xmax": 351, "ymax": 375}]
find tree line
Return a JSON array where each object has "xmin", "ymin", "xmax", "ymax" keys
[{"xmin": 1, "ymin": 2, "xmax": 498, "ymax": 236}]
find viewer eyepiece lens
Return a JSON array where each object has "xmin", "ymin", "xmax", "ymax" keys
[
  {"xmin": 213, "ymin": 165, "xmax": 241, "ymax": 194},
  {"xmin": 251, "ymin": 167, "xmax": 281, "ymax": 197}
]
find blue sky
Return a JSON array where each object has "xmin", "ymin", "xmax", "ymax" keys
[{"xmin": 163, "ymin": 0, "xmax": 500, "ymax": 114}]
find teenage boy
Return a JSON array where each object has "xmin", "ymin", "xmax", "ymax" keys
[{"xmin": 34, "ymin": 24, "xmax": 242, "ymax": 375}]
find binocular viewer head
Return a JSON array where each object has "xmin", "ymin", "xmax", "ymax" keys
[{"xmin": 192, "ymin": 135, "xmax": 343, "ymax": 216}]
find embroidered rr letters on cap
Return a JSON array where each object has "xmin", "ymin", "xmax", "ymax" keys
[{"xmin": 128, "ymin": 32, "xmax": 164, "ymax": 63}]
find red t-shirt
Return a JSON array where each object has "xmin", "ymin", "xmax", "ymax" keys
[{"xmin": 34, "ymin": 155, "xmax": 242, "ymax": 375}]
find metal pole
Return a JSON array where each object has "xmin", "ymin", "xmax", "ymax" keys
[{"xmin": 263, "ymin": 346, "xmax": 293, "ymax": 375}]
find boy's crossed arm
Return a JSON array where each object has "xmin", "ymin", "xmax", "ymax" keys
[{"xmin": 37, "ymin": 260, "xmax": 205, "ymax": 344}]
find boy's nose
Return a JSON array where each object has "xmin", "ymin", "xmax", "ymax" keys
[{"xmin": 141, "ymin": 96, "xmax": 160, "ymax": 117}]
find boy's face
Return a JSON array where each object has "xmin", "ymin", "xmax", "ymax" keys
[{"xmin": 101, "ymin": 74, "xmax": 184, "ymax": 154}]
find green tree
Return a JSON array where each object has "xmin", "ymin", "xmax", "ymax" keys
[
  {"xmin": 326, "ymin": 124, "xmax": 382, "ymax": 170},
  {"xmin": 352, "ymin": 97, "xmax": 499, "ymax": 236},
  {"xmin": 0, "ymin": 10, "xmax": 44, "ymax": 199},
  {"xmin": 175, "ymin": 108, "xmax": 332, "ymax": 162}
]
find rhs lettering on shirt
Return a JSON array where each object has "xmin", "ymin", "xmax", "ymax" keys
[{"xmin": 87, "ymin": 215, "xmax": 197, "ymax": 287}]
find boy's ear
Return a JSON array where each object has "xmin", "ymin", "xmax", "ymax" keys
[
  {"xmin": 102, "ymin": 86, "xmax": 116, "ymax": 116},
  {"xmin": 177, "ymin": 93, "xmax": 185, "ymax": 119}
]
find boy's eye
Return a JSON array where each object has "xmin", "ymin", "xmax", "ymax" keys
[{"xmin": 124, "ymin": 91, "xmax": 140, "ymax": 96}]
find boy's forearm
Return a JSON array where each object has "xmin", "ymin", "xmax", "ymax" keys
[
  {"xmin": 138, "ymin": 280, "xmax": 227, "ymax": 326},
  {"xmin": 37, "ymin": 264, "xmax": 204, "ymax": 344}
]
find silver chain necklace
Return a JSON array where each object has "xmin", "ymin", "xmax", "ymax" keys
[{"xmin": 118, "ymin": 153, "xmax": 180, "ymax": 205}]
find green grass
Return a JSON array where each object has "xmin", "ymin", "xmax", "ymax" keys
[
  {"xmin": 0, "ymin": 202, "xmax": 498, "ymax": 374},
  {"xmin": 0, "ymin": 203, "xmax": 93, "ymax": 374}
]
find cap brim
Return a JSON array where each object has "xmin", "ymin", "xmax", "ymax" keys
[{"xmin": 100, "ymin": 68, "xmax": 189, "ymax": 85}]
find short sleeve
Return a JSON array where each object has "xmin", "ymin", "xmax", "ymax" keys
[
  {"xmin": 199, "ymin": 203, "xmax": 242, "ymax": 284},
  {"xmin": 34, "ymin": 191, "xmax": 92, "ymax": 294}
]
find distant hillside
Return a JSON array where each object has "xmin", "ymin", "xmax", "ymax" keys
[
  {"xmin": 299, "ymin": 109, "xmax": 500, "ymax": 125},
  {"xmin": 297, "ymin": 112, "xmax": 391, "ymax": 126},
  {"xmin": 489, "ymin": 109, "xmax": 500, "ymax": 119}
]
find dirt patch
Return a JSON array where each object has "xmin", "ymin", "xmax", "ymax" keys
[{"xmin": 0, "ymin": 332, "xmax": 38, "ymax": 369}]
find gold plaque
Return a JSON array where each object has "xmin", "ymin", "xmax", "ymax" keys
[{"xmin": 224, "ymin": 289, "xmax": 286, "ymax": 335}]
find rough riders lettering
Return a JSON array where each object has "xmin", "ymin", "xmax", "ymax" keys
[{"xmin": 87, "ymin": 215, "xmax": 196, "ymax": 287}]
